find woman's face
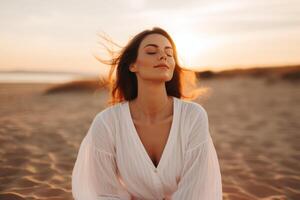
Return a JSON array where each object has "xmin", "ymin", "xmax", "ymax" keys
[{"xmin": 129, "ymin": 34, "xmax": 176, "ymax": 82}]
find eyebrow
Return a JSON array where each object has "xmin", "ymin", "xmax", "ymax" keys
[{"xmin": 143, "ymin": 44, "xmax": 173, "ymax": 49}]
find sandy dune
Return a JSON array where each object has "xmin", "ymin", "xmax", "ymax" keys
[{"xmin": 0, "ymin": 76, "xmax": 299, "ymax": 200}]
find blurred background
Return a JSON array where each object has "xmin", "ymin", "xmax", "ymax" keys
[{"xmin": 0, "ymin": 0, "xmax": 299, "ymax": 199}]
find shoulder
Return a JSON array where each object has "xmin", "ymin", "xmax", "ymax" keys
[
  {"xmin": 87, "ymin": 103, "xmax": 124, "ymax": 153},
  {"xmin": 179, "ymin": 99, "xmax": 208, "ymax": 122},
  {"xmin": 178, "ymin": 100, "xmax": 210, "ymax": 150},
  {"xmin": 93, "ymin": 102, "xmax": 124, "ymax": 124},
  {"xmin": 87, "ymin": 104, "xmax": 117, "ymax": 139}
]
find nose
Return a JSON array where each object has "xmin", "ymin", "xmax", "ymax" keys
[
  {"xmin": 158, "ymin": 50, "xmax": 167, "ymax": 61},
  {"xmin": 159, "ymin": 55, "xmax": 167, "ymax": 61}
]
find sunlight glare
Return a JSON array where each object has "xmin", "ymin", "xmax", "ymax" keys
[{"xmin": 170, "ymin": 30, "xmax": 216, "ymax": 68}]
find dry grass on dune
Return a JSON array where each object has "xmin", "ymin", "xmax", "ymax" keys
[
  {"xmin": 44, "ymin": 76, "xmax": 109, "ymax": 95},
  {"xmin": 197, "ymin": 65, "xmax": 300, "ymax": 81}
]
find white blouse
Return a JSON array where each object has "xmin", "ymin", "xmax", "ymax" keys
[{"xmin": 72, "ymin": 96, "xmax": 223, "ymax": 200}]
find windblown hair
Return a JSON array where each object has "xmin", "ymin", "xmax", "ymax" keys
[{"xmin": 96, "ymin": 27, "xmax": 207, "ymax": 106}]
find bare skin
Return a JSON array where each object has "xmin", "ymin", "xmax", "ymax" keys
[
  {"xmin": 128, "ymin": 33, "xmax": 176, "ymax": 168},
  {"xmin": 129, "ymin": 96, "xmax": 173, "ymax": 167}
]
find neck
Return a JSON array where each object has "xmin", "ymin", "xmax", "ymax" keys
[{"xmin": 129, "ymin": 80, "xmax": 172, "ymax": 120}]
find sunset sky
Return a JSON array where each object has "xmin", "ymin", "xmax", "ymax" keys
[{"xmin": 1, "ymin": 0, "xmax": 299, "ymax": 75}]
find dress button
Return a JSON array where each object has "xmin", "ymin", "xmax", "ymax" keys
[{"xmin": 154, "ymin": 169, "xmax": 158, "ymax": 173}]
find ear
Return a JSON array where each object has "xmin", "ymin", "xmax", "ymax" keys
[{"xmin": 129, "ymin": 64, "xmax": 137, "ymax": 72}]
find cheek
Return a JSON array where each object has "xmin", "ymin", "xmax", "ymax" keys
[
  {"xmin": 168, "ymin": 58, "xmax": 176, "ymax": 68},
  {"xmin": 136, "ymin": 55, "xmax": 155, "ymax": 68}
]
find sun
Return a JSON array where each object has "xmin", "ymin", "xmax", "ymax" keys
[{"xmin": 170, "ymin": 31, "xmax": 216, "ymax": 69}]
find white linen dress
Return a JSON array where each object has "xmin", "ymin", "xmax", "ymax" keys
[{"xmin": 72, "ymin": 96, "xmax": 223, "ymax": 200}]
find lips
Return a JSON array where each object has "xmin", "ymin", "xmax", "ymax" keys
[{"xmin": 154, "ymin": 64, "xmax": 169, "ymax": 69}]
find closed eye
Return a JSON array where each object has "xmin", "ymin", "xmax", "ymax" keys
[{"xmin": 146, "ymin": 52, "xmax": 173, "ymax": 57}]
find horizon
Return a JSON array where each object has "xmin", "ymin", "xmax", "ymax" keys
[{"xmin": 1, "ymin": 63, "xmax": 299, "ymax": 74}]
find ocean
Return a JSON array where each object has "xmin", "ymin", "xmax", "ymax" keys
[{"xmin": 0, "ymin": 72, "xmax": 95, "ymax": 83}]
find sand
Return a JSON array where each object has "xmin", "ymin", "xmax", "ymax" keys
[{"xmin": 0, "ymin": 76, "xmax": 299, "ymax": 200}]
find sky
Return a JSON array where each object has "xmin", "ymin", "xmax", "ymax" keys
[{"xmin": 0, "ymin": 0, "xmax": 300, "ymax": 75}]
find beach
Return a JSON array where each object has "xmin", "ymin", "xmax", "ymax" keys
[{"xmin": 0, "ymin": 75, "xmax": 299, "ymax": 200}]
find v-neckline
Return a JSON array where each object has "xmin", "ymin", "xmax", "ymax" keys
[{"xmin": 125, "ymin": 96, "xmax": 177, "ymax": 171}]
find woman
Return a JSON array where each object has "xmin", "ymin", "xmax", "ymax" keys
[{"xmin": 72, "ymin": 27, "xmax": 223, "ymax": 200}]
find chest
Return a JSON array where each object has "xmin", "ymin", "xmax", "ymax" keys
[{"xmin": 133, "ymin": 118, "xmax": 172, "ymax": 167}]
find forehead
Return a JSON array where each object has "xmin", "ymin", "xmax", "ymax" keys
[{"xmin": 140, "ymin": 34, "xmax": 172, "ymax": 48}]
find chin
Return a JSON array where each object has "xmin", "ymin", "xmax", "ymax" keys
[{"xmin": 142, "ymin": 73, "xmax": 173, "ymax": 82}]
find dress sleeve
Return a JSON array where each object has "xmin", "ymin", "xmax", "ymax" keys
[
  {"xmin": 171, "ymin": 105, "xmax": 223, "ymax": 200},
  {"xmin": 72, "ymin": 113, "xmax": 132, "ymax": 200}
]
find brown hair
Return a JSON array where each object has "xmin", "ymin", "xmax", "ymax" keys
[{"xmin": 96, "ymin": 27, "xmax": 207, "ymax": 106}]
